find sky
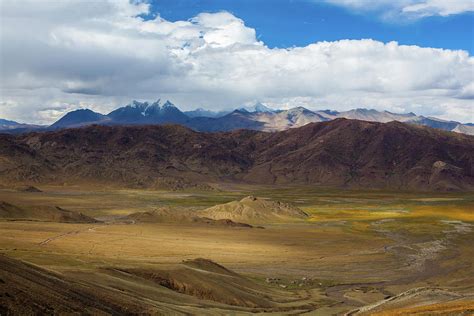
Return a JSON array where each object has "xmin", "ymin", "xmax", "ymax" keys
[{"xmin": 0, "ymin": 0, "xmax": 473, "ymax": 124}]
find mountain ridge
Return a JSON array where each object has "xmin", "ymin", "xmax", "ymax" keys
[{"xmin": 1, "ymin": 119, "xmax": 473, "ymax": 191}]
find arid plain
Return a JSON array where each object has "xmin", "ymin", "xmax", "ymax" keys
[{"xmin": 1, "ymin": 184, "xmax": 473, "ymax": 315}]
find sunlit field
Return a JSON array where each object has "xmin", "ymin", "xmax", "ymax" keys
[{"xmin": 1, "ymin": 185, "xmax": 473, "ymax": 314}]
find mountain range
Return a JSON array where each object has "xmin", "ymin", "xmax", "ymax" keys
[
  {"xmin": 1, "ymin": 119, "xmax": 473, "ymax": 191},
  {"xmin": 1, "ymin": 100, "xmax": 473, "ymax": 135}
]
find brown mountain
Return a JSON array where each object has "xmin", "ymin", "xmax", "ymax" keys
[
  {"xmin": 0, "ymin": 119, "xmax": 472, "ymax": 191},
  {"xmin": 245, "ymin": 119, "xmax": 474, "ymax": 191}
]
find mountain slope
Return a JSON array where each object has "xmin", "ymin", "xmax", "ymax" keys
[
  {"xmin": 0, "ymin": 119, "xmax": 472, "ymax": 191},
  {"xmin": 1, "ymin": 254, "xmax": 309, "ymax": 313},
  {"xmin": 0, "ymin": 255, "xmax": 151, "ymax": 315}
]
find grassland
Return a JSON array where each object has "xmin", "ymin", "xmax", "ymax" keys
[{"xmin": 0, "ymin": 184, "xmax": 473, "ymax": 314}]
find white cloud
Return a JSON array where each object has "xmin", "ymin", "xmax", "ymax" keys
[
  {"xmin": 0, "ymin": 0, "xmax": 473, "ymax": 124},
  {"xmin": 402, "ymin": 0, "xmax": 474, "ymax": 16},
  {"xmin": 325, "ymin": 0, "xmax": 474, "ymax": 19}
]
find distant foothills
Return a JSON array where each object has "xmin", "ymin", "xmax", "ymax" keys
[{"xmin": 1, "ymin": 99, "xmax": 473, "ymax": 135}]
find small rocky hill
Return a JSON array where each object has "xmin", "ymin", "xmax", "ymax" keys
[
  {"xmin": 199, "ymin": 196, "xmax": 308, "ymax": 224},
  {"xmin": 125, "ymin": 207, "xmax": 253, "ymax": 228}
]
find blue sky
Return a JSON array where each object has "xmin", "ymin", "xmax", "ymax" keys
[
  {"xmin": 148, "ymin": 0, "xmax": 474, "ymax": 53},
  {"xmin": 0, "ymin": 0, "xmax": 473, "ymax": 124}
]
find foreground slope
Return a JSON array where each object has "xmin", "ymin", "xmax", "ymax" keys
[
  {"xmin": 0, "ymin": 254, "xmax": 150, "ymax": 314},
  {"xmin": 0, "ymin": 119, "xmax": 472, "ymax": 190},
  {"xmin": 0, "ymin": 254, "xmax": 313, "ymax": 314}
]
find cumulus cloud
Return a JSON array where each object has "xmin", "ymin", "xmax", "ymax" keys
[
  {"xmin": 0, "ymin": 0, "xmax": 473, "ymax": 124},
  {"xmin": 325, "ymin": 0, "xmax": 474, "ymax": 19}
]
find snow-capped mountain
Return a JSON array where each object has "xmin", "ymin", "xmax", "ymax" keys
[
  {"xmin": 107, "ymin": 99, "xmax": 188, "ymax": 124},
  {"xmin": 107, "ymin": 100, "xmax": 156, "ymax": 122}
]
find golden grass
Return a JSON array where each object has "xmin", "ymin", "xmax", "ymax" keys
[
  {"xmin": 410, "ymin": 205, "xmax": 474, "ymax": 222},
  {"xmin": 0, "ymin": 220, "xmax": 396, "ymax": 283}
]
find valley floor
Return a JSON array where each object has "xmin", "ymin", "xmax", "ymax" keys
[{"xmin": 1, "ymin": 185, "xmax": 473, "ymax": 315}]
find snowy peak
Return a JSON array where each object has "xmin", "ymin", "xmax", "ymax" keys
[
  {"xmin": 120, "ymin": 99, "xmax": 171, "ymax": 117},
  {"xmin": 129, "ymin": 100, "xmax": 150, "ymax": 113},
  {"xmin": 142, "ymin": 99, "xmax": 161, "ymax": 116},
  {"xmin": 240, "ymin": 102, "xmax": 274, "ymax": 113},
  {"xmin": 130, "ymin": 100, "xmax": 147, "ymax": 107},
  {"xmin": 160, "ymin": 100, "xmax": 183, "ymax": 115},
  {"xmin": 108, "ymin": 99, "xmax": 186, "ymax": 123},
  {"xmin": 253, "ymin": 102, "xmax": 274, "ymax": 113}
]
